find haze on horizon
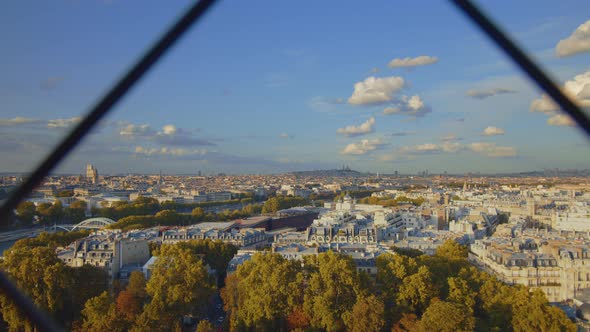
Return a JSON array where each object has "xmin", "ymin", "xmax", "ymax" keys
[{"xmin": 1, "ymin": 0, "xmax": 589, "ymax": 175}]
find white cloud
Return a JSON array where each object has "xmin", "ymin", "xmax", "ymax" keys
[
  {"xmin": 340, "ymin": 138, "xmax": 386, "ymax": 155},
  {"xmin": 441, "ymin": 142, "xmax": 463, "ymax": 153},
  {"xmin": 160, "ymin": 124, "xmax": 178, "ymax": 136},
  {"xmin": 280, "ymin": 133, "xmax": 294, "ymax": 139},
  {"xmin": 388, "ymin": 55, "xmax": 438, "ymax": 68},
  {"xmin": 47, "ymin": 117, "xmax": 81, "ymax": 129},
  {"xmin": 556, "ymin": 19, "xmax": 590, "ymax": 57},
  {"xmin": 348, "ymin": 76, "xmax": 405, "ymax": 105},
  {"xmin": 530, "ymin": 94, "xmax": 558, "ymax": 114},
  {"xmin": 120, "ymin": 124, "xmax": 153, "ymax": 137},
  {"xmin": 469, "ymin": 142, "xmax": 517, "ymax": 157},
  {"xmin": 134, "ymin": 146, "xmax": 208, "ymax": 157},
  {"xmin": 336, "ymin": 117, "xmax": 375, "ymax": 137},
  {"xmin": 466, "ymin": 88, "xmax": 516, "ymax": 99},
  {"xmin": 530, "ymin": 69, "xmax": 590, "ymax": 127},
  {"xmin": 399, "ymin": 142, "xmax": 463, "ymax": 155},
  {"xmin": 155, "ymin": 125, "xmax": 213, "ymax": 146},
  {"xmin": 0, "ymin": 117, "xmax": 41, "ymax": 126},
  {"xmin": 482, "ymin": 126, "xmax": 505, "ymax": 136},
  {"xmin": 383, "ymin": 95, "xmax": 431, "ymax": 117},
  {"xmin": 547, "ymin": 114, "xmax": 575, "ymax": 127}
]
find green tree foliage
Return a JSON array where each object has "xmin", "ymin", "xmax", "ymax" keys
[
  {"xmin": 137, "ymin": 244, "xmax": 215, "ymax": 331},
  {"xmin": 342, "ymin": 295, "xmax": 385, "ymax": 332},
  {"xmin": 65, "ymin": 200, "xmax": 88, "ymax": 223},
  {"xmin": 15, "ymin": 201, "xmax": 36, "ymax": 225},
  {"xmin": 36, "ymin": 200, "xmax": 64, "ymax": 225},
  {"xmin": 12, "ymin": 230, "xmax": 90, "ymax": 250}
]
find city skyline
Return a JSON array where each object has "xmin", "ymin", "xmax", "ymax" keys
[{"xmin": 1, "ymin": 1, "xmax": 590, "ymax": 175}]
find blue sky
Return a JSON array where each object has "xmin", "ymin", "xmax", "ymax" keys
[{"xmin": 1, "ymin": 0, "xmax": 589, "ymax": 175}]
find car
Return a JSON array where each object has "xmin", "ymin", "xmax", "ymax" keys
[{"xmin": 217, "ymin": 317, "xmax": 224, "ymax": 323}]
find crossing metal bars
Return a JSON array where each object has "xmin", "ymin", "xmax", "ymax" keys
[{"xmin": 0, "ymin": 0, "xmax": 588, "ymax": 330}]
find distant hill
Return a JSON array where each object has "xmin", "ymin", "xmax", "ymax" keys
[{"xmin": 290, "ymin": 168, "xmax": 363, "ymax": 177}]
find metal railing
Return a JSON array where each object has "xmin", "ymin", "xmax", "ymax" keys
[{"xmin": 0, "ymin": 0, "xmax": 587, "ymax": 330}]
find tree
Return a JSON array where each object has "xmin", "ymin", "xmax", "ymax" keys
[
  {"xmin": 79, "ymin": 291, "xmax": 126, "ymax": 332},
  {"xmin": 195, "ymin": 320, "xmax": 215, "ymax": 332},
  {"xmin": 397, "ymin": 266, "xmax": 438, "ymax": 315},
  {"xmin": 191, "ymin": 207, "xmax": 205, "ymax": 221},
  {"xmin": 57, "ymin": 190, "xmax": 74, "ymax": 197},
  {"xmin": 435, "ymin": 240, "xmax": 468, "ymax": 261},
  {"xmin": 16, "ymin": 201, "xmax": 36, "ymax": 224},
  {"xmin": 0, "ymin": 246, "xmax": 73, "ymax": 330},
  {"xmin": 138, "ymin": 244, "xmax": 215, "ymax": 331},
  {"xmin": 116, "ymin": 271, "xmax": 147, "ymax": 322},
  {"xmin": 418, "ymin": 299, "xmax": 474, "ymax": 332},
  {"xmin": 303, "ymin": 251, "xmax": 364, "ymax": 332},
  {"xmin": 262, "ymin": 197, "xmax": 280, "ymax": 214},
  {"xmin": 220, "ymin": 253, "xmax": 302, "ymax": 330},
  {"xmin": 342, "ymin": 295, "xmax": 384, "ymax": 332},
  {"xmin": 392, "ymin": 313, "xmax": 418, "ymax": 332},
  {"xmin": 511, "ymin": 288, "xmax": 575, "ymax": 332}
]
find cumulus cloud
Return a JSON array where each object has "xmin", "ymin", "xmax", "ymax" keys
[
  {"xmin": 482, "ymin": 126, "xmax": 505, "ymax": 136},
  {"xmin": 0, "ymin": 117, "xmax": 42, "ymax": 126},
  {"xmin": 556, "ymin": 19, "xmax": 590, "ymax": 57},
  {"xmin": 469, "ymin": 142, "xmax": 517, "ymax": 157},
  {"xmin": 155, "ymin": 124, "xmax": 214, "ymax": 146},
  {"xmin": 530, "ymin": 69, "xmax": 590, "ymax": 126},
  {"xmin": 340, "ymin": 138, "xmax": 386, "ymax": 155},
  {"xmin": 383, "ymin": 95, "xmax": 432, "ymax": 117},
  {"xmin": 47, "ymin": 117, "xmax": 81, "ymax": 129},
  {"xmin": 466, "ymin": 88, "xmax": 516, "ymax": 99},
  {"xmin": 399, "ymin": 142, "xmax": 463, "ymax": 155},
  {"xmin": 119, "ymin": 124, "xmax": 154, "ymax": 137},
  {"xmin": 348, "ymin": 76, "xmax": 405, "ymax": 105},
  {"xmin": 134, "ymin": 146, "xmax": 208, "ymax": 157},
  {"xmin": 547, "ymin": 114, "xmax": 576, "ymax": 127},
  {"xmin": 336, "ymin": 117, "xmax": 375, "ymax": 137},
  {"xmin": 388, "ymin": 56, "xmax": 438, "ymax": 68}
]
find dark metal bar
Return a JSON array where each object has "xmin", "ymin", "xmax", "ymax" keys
[
  {"xmin": 451, "ymin": 0, "xmax": 590, "ymax": 138},
  {"xmin": 0, "ymin": 0, "xmax": 219, "ymax": 330},
  {"xmin": 0, "ymin": 273, "xmax": 63, "ymax": 332}
]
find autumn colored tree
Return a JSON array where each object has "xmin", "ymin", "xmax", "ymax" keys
[
  {"xmin": 342, "ymin": 295, "xmax": 384, "ymax": 332},
  {"xmin": 221, "ymin": 252, "xmax": 302, "ymax": 330},
  {"xmin": 137, "ymin": 244, "xmax": 215, "ymax": 331},
  {"xmin": 0, "ymin": 246, "xmax": 73, "ymax": 330},
  {"xmin": 303, "ymin": 251, "xmax": 365, "ymax": 332},
  {"xmin": 397, "ymin": 266, "xmax": 438, "ymax": 315},
  {"xmin": 195, "ymin": 320, "xmax": 215, "ymax": 332},
  {"xmin": 418, "ymin": 299, "xmax": 474, "ymax": 332},
  {"xmin": 79, "ymin": 291, "xmax": 127, "ymax": 332}
]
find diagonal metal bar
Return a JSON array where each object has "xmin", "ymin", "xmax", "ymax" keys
[
  {"xmin": 451, "ymin": 0, "xmax": 590, "ymax": 138},
  {"xmin": 0, "ymin": 0, "xmax": 219, "ymax": 330}
]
